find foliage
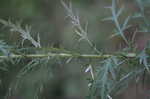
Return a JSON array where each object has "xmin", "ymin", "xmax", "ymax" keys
[{"xmin": 0, "ymin": 0, "xmax": 150, "ymax": 99}]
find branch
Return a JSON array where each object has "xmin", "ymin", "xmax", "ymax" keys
[{"xmin": 0, "ymin": 52, "xmax": 136, "ymax": 59}]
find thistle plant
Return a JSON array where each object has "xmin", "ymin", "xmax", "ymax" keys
[{"xmin": 0, "ymin": 0, "xmax": 150, "ymax": 99}]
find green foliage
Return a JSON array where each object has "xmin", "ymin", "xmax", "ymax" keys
[
  {"xmin": 0, "ymin": 0, "xmax": 150, "ymax": 99},
  {"xmin": 103, "ymin": 0, "xmax": 131, "ymax": 46}
]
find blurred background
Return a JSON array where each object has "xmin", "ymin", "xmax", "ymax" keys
[{"xmin": 0, "ymin": 0, "xmax": 149, "ymax": 99}]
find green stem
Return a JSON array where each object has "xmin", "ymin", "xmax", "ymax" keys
[{"xmin": 1, "ymin": 52, "xmax": 137, "ymax": 59}]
